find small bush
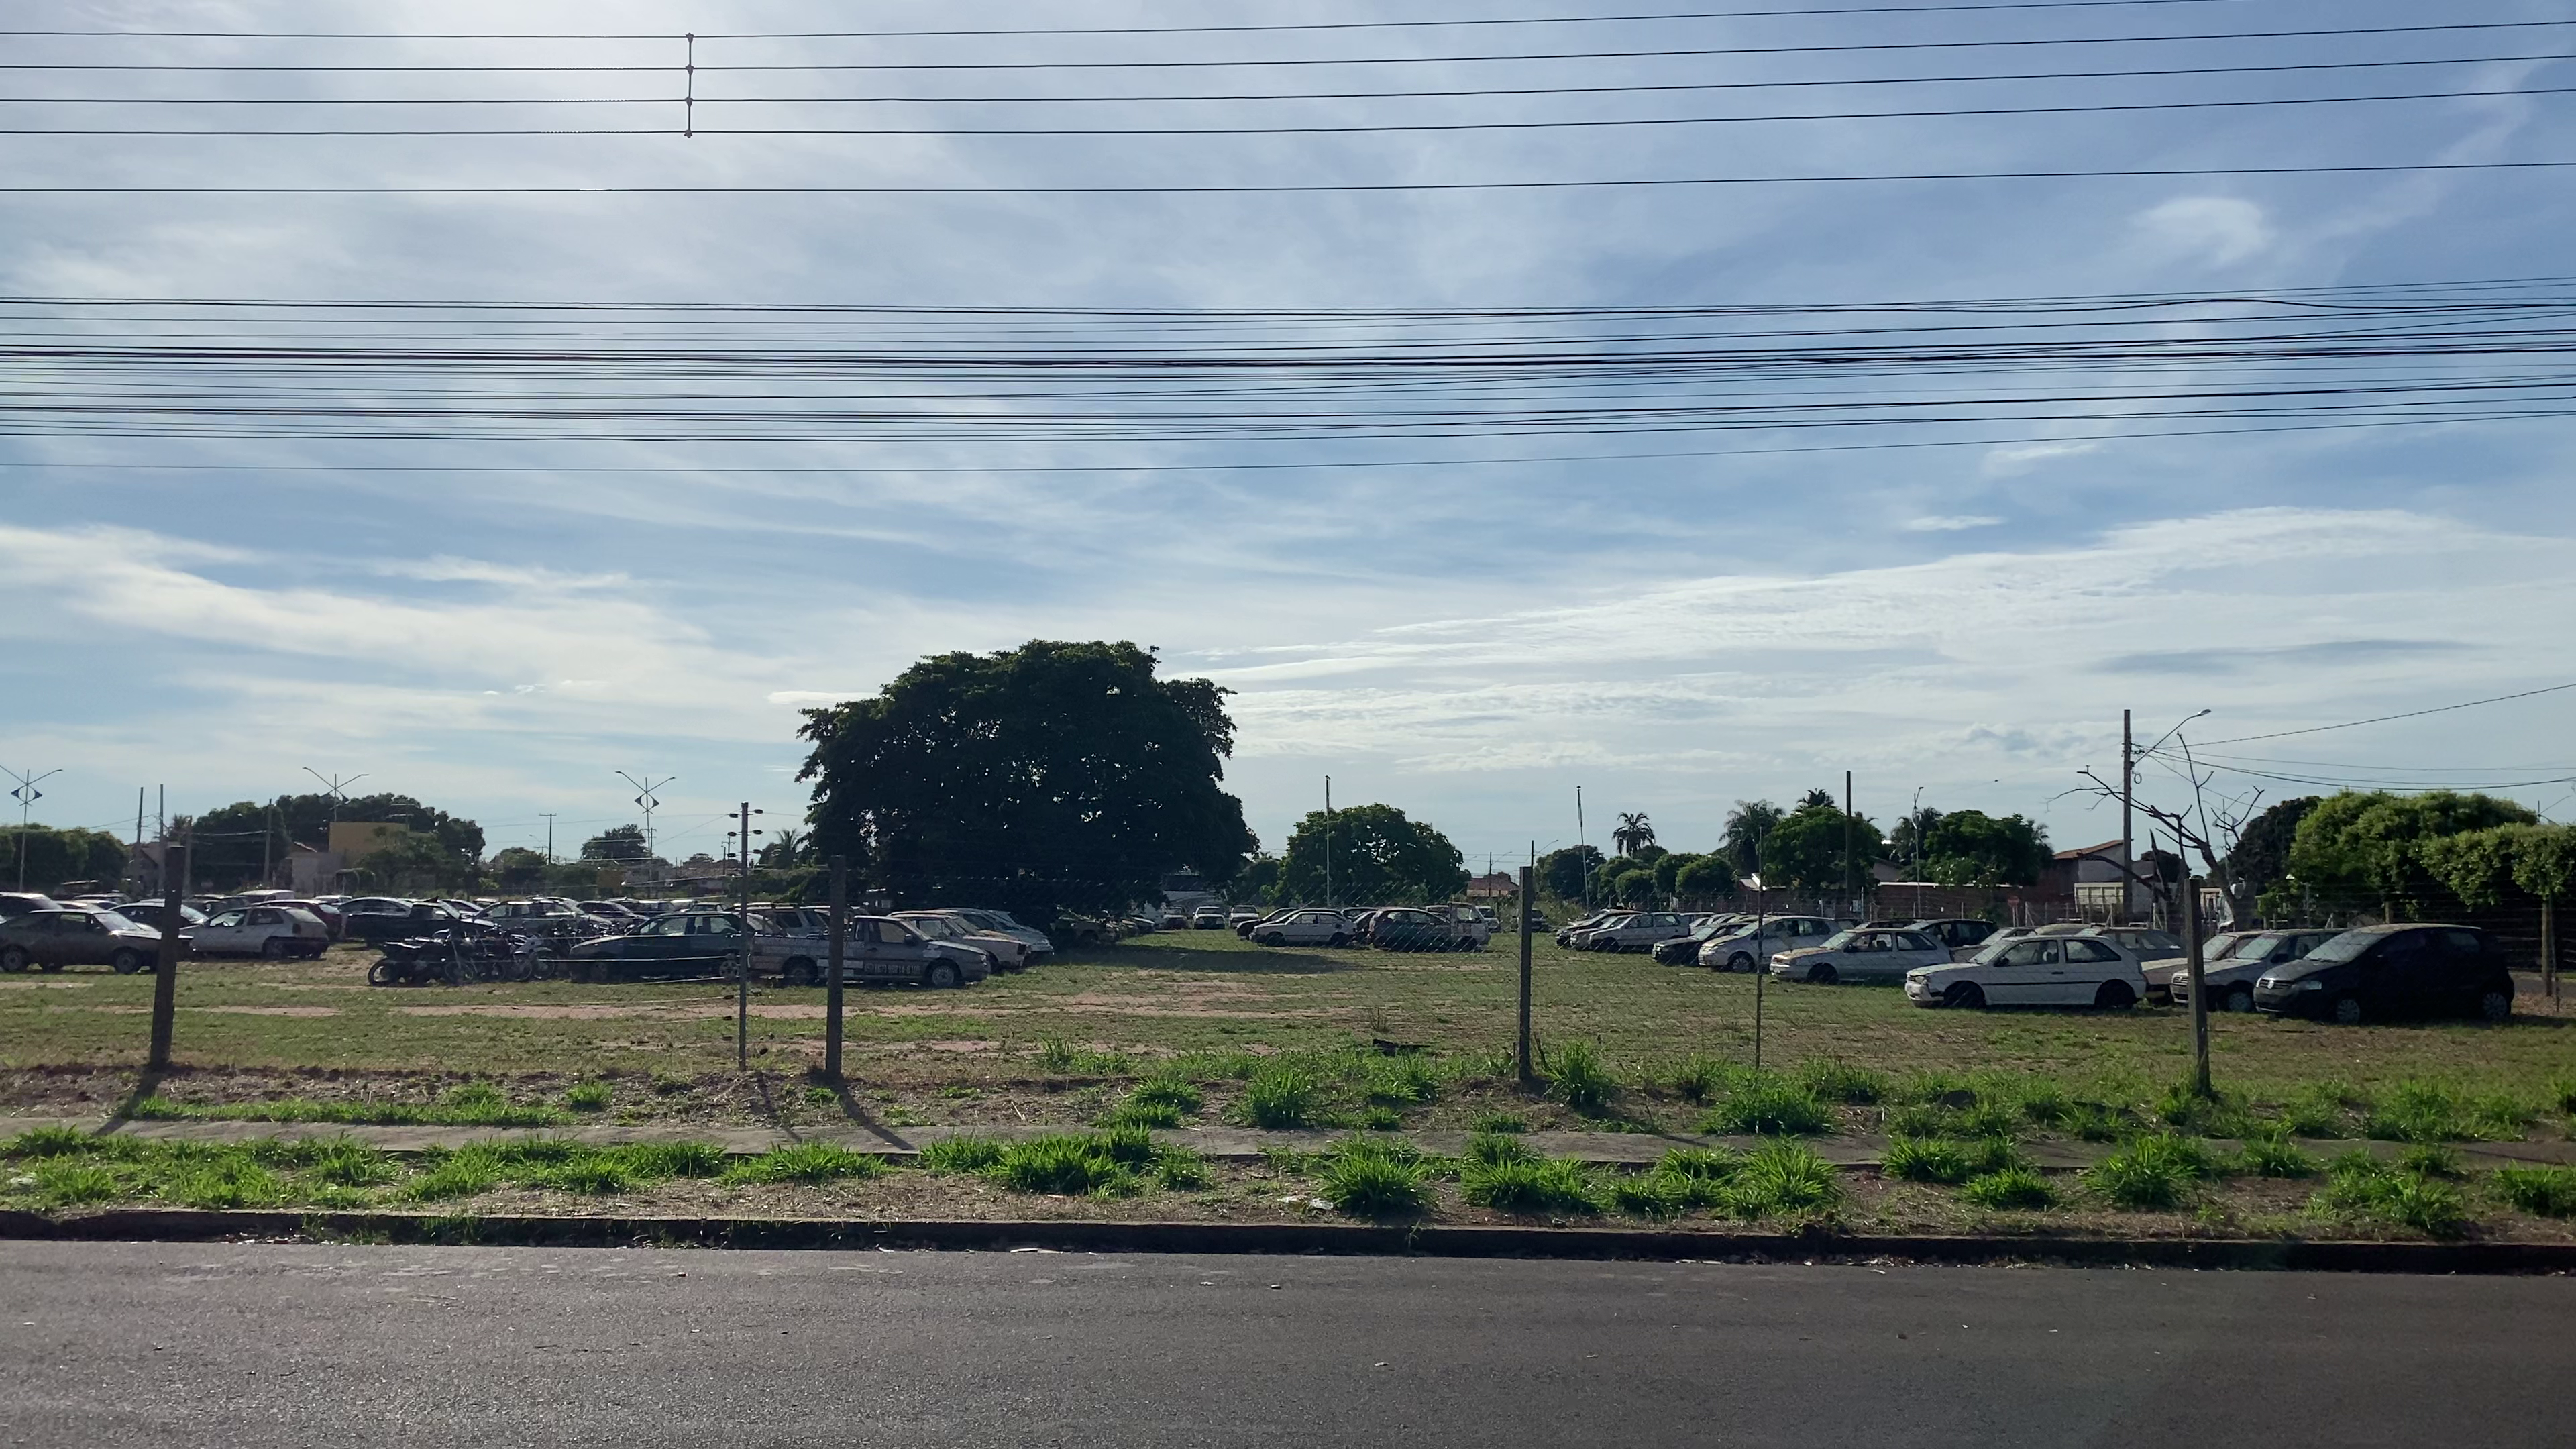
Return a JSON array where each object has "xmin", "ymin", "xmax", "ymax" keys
[
  {"xmin": 1725, "ymin": 1139, "xmax": 1842, "ymax": 1220},
  {"xmin": 1546, "ymin": 1041, "xmax": 1617, "ymax": 1116},
  {"xmin": 1129, "ymin": 1073, "xmax": 1205, "ymax": 1114},
  {"xmin": 996, "ymin": 1136, "xmax": 1136, "ymax": 1196},
  {"xmin": 1239, "ymin": 1065, "xmax": 1322, "ymax": 1130},
  {"xmin": 1462, "ymin": 1156, "xmax": 1599, "ymax": 1215},
  {"xmin": 2087, "ymin": 1134, "xmax": 2216, "ymax": 1210},
  {"xmin": 1700, "ymin": 1077, "xmax": 1834, "ymax": 1137},
  {"xmin": 30, "ymin": 1161, "xmax": 122, "ymax": 1207},
  {"xmin": 1796, "ymin": 1061, "xmax": 1887, "ymax": 1106},
  {"xmin": 564, "ymin": 1081, "xmax": 613, "ymax": 1113},
  {"xmin": 1466, "ymin": 1132, "xmax": 1539, "ymax": 1167},
  {"xmin": 2493, "ymin": 1165, "xmax": 2576, "ymax": 1218},
  {"xmin": 1882, "ymin": 1137, "xmax": 1974, "ymax": 1186},
  {"xmin": 2235, "ymin": 1134, "xmax": 2321, "ymax": 1179},
  {"xmin": 1471, "ymin": 1112, "xmax": 1529, "ymax": 1134},
  {"xmin": 722, "ymin": 1142, "xmax": 886, "ymax": 1186},
  {"xmin": 1960, "ymin": 1167, "xmax": 2057, "ymax": 1210},
  {"xmin": 2316, "ymin": 1152, "xmax": 2469, "ymax": 1238},
  {"xmin": 918, "ymin": 1136, "xmax": 1006, "ymax": 1175},
  {"xmin": 2394, "ymin": 1144, "xmax": 2465, "ymax": 1180},
  {"xmin": 1318, "ymin": 1139, "xmax": 1433, "ymax": 1218}
]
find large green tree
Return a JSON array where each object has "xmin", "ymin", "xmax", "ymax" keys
[
  {"xmin": 185, "ymin": 792, "xmax": 485, "ymax": 891},
  {"xmin": 1721, "ymin": 800, "xmax": 1784, "ymax": 877},
  {"xmin": 2288, "ymin": 790, "xmax": 2538, "ymax": 918},
  {"xmin": 2224, "ymin": 796, "xmax": 2320, "ymax": 906},
  {"xmin": 580, "ymin": 825, "xmax": 653, "ymax": 865},
  {"xmin": 796, "ymin": 640, "xmax": 1256, "ymax": 924},
  {"xmin": 1673, "ymin": 854, "xmax": 1739, "ymax": 905},
  {"xmin": 1757, "ymin": 804, "xmax": 1884, "ymax": 894},
  {"xmin": 1920, "ymin": 810, "xmax": 2051, "ymax": 886},
  {"xmin": 1, "ymin": 827, "xmax": 130, "ymax": 894},
  {"xmin": 1277, "ymin": 803, "xmax": 1466, "ymax": 906}
]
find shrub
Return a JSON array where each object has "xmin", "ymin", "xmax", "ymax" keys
[
  {"xmin": 2493, "ymin": 1165, "xmax": 2576, "ymax": 1218},
  {"xmin": 1318, "ymin": 1140, "xmax": 1433, "ymax": 1218},
  {"xmin": 1960, "ymin": 1167, "xmax": 2056, "ymax": 1210},
  {"xmin": 1882, "ymin": 1137, "xmax": 1974, "ymax": 1186},
  {"xmin": 1472, "ymin": 1112, "xmax": 1529, "ymax": 1134},
  {"xmin": 564, "ymin": 1081, "xmax": 613, "ymax": 1113},
  {"xmin": 1796, "ymin": 1061, "xmax": 1887, "ymax": 1106},
  {"xmin": 1239, "ymin": 1065, "xmax": 1322, "ymax": 1130},
  {"xmin": 1700, "ymin": 1077, "xmax": 1834, "ymax": 1137},
  {"xmin": 1462, "ymin": 1156, "xmax": 1599, "ymax": 1215},
  {"xmin": 722, "ymin": 1142, "xmax": 886, "ymax": 1187},
  {"xmin": 2316, "ymin": 1152, "xmax": 2469, "ymax": 1238},
  {"xmin": 2234, "ymin": 1134, "xmax": 2321, "ymax": 1179},
  {"xmin": 1724, "ymin": 1140, "xmax": 1842, "ymax": 1220},
  {"xmin": 918, "ymin": 1136, "xmax": 1006, "ymax": 1175},
  {"xmin": 1466, "ymin": 1132, "xmax": 1538, "ymax": 1168},
  {"xmin": 1546, "ymin": 1041, "xmax": 1617, "ymax": 1116},
  {"xmin": 2087, "ymin": 1134, "xmax": 2216, "ymax": 1210}
]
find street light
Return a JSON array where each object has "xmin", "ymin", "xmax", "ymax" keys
[
  {"xmin": 618, "ymin": 772, "xmax": 676, "ymax": 871},
  {"xmin": 5, "ymin": 767, "xmax": 63, "ymax": 892}
]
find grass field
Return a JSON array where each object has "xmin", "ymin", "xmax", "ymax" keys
[{"xmin": 3, "ymin": 928, "xmax": 2569, "ymax": 1135}]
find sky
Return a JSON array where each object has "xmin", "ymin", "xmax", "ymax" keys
[{"xmin": 3, "ymin": 0, "xmax": 2575, "ymax": 873}]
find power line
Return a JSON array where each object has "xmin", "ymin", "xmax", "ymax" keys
[
  {"xmin": 7, "ymin": 83, "xmax": 2561, "ymax": 138},
  {"xmin": 2192, "ymin": 682, "xmax": 2576, "ymax": 747}
]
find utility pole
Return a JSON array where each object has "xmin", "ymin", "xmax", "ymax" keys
[
  {"xmin": 1322, "ymin": 775, "xmax": 1333, "ymax": 910},
  {"xmin": 2119, "ymin": 709, "xmax": 2135, "ymax": 925},
  {"xmin": 148, "ymin": 836, "xmax": 186, "ymax": 1071},
  {"xmin": 5, "ymin": 767, "xmax": 62, "ymax": 892},
  {"xmin": 1750, "ymin": 859, "xmax": 1769, "ymax": 1075},
  {"xmin": 261, "ymin": 804, "xmax": 275, "ymax": 886},
  {"xmin": 541, "ymin": 813, "xmax": 557, "ymax": 864},
  {"xmin": 825, "ymin": 855, "xmax": 849, "ymax": 1082},
  {"xmin": 1576, "ymin": 786, "xmax": 1589, "ymax": 908},
  {"xmin": 2541, "ymin": 896, "xmax": 2559, "ymax": 1006},
  {"xmin": 1517, "ymin": 865, "xmax": 1536, "ymax": 1088},
  {"xmin": 2183, "ymin": 875, "xmax": 2211, "ymax": 1097},
  {"xmin": 1843, "ymin": 770, "xmax": 1856, "ymax": 918},
  {"xmin": 735, "ymin": 800, "xmax": 760, "ymax": 1071},
  {"xmin": 619, "ymin": 773, "xmax": 675, "ymax": 873}
]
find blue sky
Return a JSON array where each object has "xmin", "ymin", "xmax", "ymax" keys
[{"xmin": 3, "ymin": 0, "xmax": 2574, "ymax": 871}]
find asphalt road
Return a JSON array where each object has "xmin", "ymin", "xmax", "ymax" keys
[{"xmin": 3, "ymin": 1243, "xmax": 2569, "ymax": 1447}]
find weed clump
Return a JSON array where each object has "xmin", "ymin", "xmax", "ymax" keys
[
  {"xmin": 1545, "ymin": 1041, "xmax": 1617, "ymax": 1116},
  {"xmin": 1316, "ymin": 1137, "xmax": 1433, "ymax": 1218},
  {"xmin": 1471, "ymin": 1112, "xmax": 1529, "ymax": 1134},
  {"xmin": 918, "ymin": 1136, "xmax": 1007, "ymax": 1175},
  {"xmin": 563, "ymin": 1081, "xmax": 613, "ymax": 1113},
  {"xmin": 1724, "ymin": 1139, "xmax": 1842, "ymax": 1220},
  {"xmin": 2492, "ymin": 1165, "xmax": 2576, "ymax": 1218},
  {"xmin": 2314, "ymin": 1150, "xmax": 2469, "ymax": 1238},
  {"xmin": 721, "ymin": 1143, "xmax": 888, "ymax": 1187},
  {"xmin": 1238, "ymin": 1065, "xmax": 1322, "ymax": 1130},
  {"xmin": 1462, "ymin": 1155, "xmax": 1599, "ymax": 1216},
  {"xmin": 1960, "ymin": 1167, "xmax": 2056, "ymax": 1210},
  {"xmin": 2086, "ymin": 1134, "xmax": 2218, "ymax": 1210},
  {"xmin": 1795, "ymin": 1061, "xmax": 1888, "ymax": 1106},
  {"xmin": 1465, "ymin": 1132, "xmax": 1538, "ymax": 1168},
  {"xmin": 1607, "ymin": 1146, "xmax": 1744, "ymax": 1218},
  {"xmin": 2233, "ymin": 1133, "xmax": 2321, "ymax": 1179},
  {"xmin": 2363, "ymin": 1081, "xmax": 2526, "ymax": 1144},
  {"xmin": 1699, "ymin": 1073, "xmax": 1835, "ymax": 1136}
]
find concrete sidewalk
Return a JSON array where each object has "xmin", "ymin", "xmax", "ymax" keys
[{"xmin": 5, "ymin": 1116, "xmax": 2573, "ymax": 1169}]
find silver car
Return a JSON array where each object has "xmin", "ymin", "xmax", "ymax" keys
[
  {"xmin": 1770, "ymin": 928, "xmax": 1953, "ymax": 985},
  {"xmin": 1699, "ymin": 915, "xmax": 1839, "ymax": 971}
]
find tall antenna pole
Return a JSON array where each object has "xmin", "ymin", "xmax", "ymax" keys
[
  {"xmin": 618, "ymin": 773, "xmax": 676, "ymax": 873},
  {"xmin": 1575, "ymin": 786, "xmax": 1588, "ymax": 908},
  {"xmin": 541, "ymin": 813, "xmax": 558, "ymax": 864},
  {"xmin": 2120, "ymin": 710, "xmax": 2135, "ymax": 925},
  {"xmin": 1322, "ymin": 775, "xmax": 1333, "ymax": 910},
  {"xmin": 5, "ymin": 767, "xmax": 64, "ymax": 892}
]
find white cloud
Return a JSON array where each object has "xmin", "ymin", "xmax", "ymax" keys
[
  {"xmin": 2136, "ymin": 197, "xmax": 2275, "ymax": 267},
  {"xmin": 1903, "ymin": 515, "xmax": 2005, "ymax": 533}
]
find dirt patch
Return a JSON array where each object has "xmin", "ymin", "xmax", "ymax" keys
[
  {"xmin": 188, "ymin": 1006, "xmax": 343, "ymax": 1018},
  {"xmin": 0, "ymin": 982, "xmax": 96, "ymax": 991}
]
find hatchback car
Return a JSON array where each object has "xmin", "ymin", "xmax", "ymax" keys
[
  {"xmin": 2253, "ymin": 924, "xmax": 2515, "ymax": 1024},
  {"xmin": 1578, "ymin": 912, "xmax": 1695, "ymax": 953},
  {"xmin": 184, "ymin": 905, "xmax": 332, "ymax": 959},
  {"xmin": 2171, "ymin": 928, "xmax": 2343, "ymax": 1013},
  {"xmin": 1250, "ymin": 909, "xmax": 1352, "ymax": 948},
  {"xmin": 1654, "ymin": 914, "xmax": 1749, "ymax": 965},
  {"xmin": 0, "ymin": 908, "xmax": 165, "ymax": 974},
  {"xmin": 1770, "ymin": 927, "xmax": 1952, "ymax": 985},
  {"xmin": 1699, "ymin": 916, "xmax": 1839, "ymax": 971},
  {"xmin": 1906, "ymin": 933, "xmax": 2147, "ymax": 1010}
]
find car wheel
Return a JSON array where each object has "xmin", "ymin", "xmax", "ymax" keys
[
  {"xmin": 2094, "ymin": 981, "xmax": 2137, "ymax": 1010},
  {"xmin": 111, "ymin": 949, "xmax": 147, "ymax": 975},
  {"xmin": 1727, "ymin": 953, "xmax": 1754, "ymax": 972},
  {"xmin": 1328, "ymin": 934, "xmax": 1348, "ymax": 948},
  {"xmin": 2479, "ymin": 989, "xmax": 2512, "ymax": 1023},
  {"xmin": 1943, "ymin": 982, "xmax": 1986, "ymax": 1010},
  {"xmin": 2224, "ymin": 986, "xmax": 2255, "ymax": 1014},
  {"xmin": 1807, "ymin": 963, "xmax": 1838, "ymax": 985},
  {"xmin": 260, "ymin": 936, "xmax": 287, "ymax": 960},
  {"xmin": 784, "ymin": 958, "xmax": 817, "ymax": 987},
  {"xmin": 925, "ymin": 960, "xmax": 963, "ymax": 990},
  {"xmin": 1257, "ymin": 932, "xmax": 1285, "ymax": 948},
  {"xmin": 2331, "ymin": 995, "xmax": 2363, "ymax": 1026},
  {"xmin": 0, "ymin": 946, "xmax": 27, "ymax": 973}
]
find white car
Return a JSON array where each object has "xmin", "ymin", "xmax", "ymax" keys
[
  {"xmin": 1905, "ymin": 931, "xmax": 2149, "ymax": 1010},
  {"xmin": 1428, "ymin": 903, "xmax": 1493, "ymax": 949},
  {"xmin": 896, "ymin": 910, "xmax": 1034, "ymax": 971},
  {"xmin": 2139, "ymin": 930, "xmax": 2255, "ymax": 1002},
  {"xmin": 947, "ymin": 908, "xmax": 1055, "ymax": 963},
  {"xmin": 1250, "ymin": 908, "xmax": 1352, "ymax": 947},
  {"xmin": 1769, "ymin": 928, "xmax": 1953, "ymax": 985},
  {"xmin": 183, "ymin": 905, "xmax": 332, "ymax": 959},
  {"xmin": 1578, "ymin": 910, "xmax": 1695, "ymax": 953},
  {"xmin": 1554, "ymin": 911, "xmax": 1624, "ymax": 948},
  {"xmin": 1699, "ymin": 915, "xmax": 1839, "ymax": 971}
]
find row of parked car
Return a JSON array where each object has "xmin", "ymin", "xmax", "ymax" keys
[{"xmin": 1227, "ymin": 904, "xmax": 1497, "ymax": 952}]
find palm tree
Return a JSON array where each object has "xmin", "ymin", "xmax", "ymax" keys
[
  {"xmin": 1799, "ymin": 786, "xmax": 1839, "ymax": 811},
  {"xmin": 1611, "ymin": 812, "xmax": 1656, "ymax": 858},
  {"xmin": 1722, "ymin": 800, "xmax": 1782, "ymax": 877}
]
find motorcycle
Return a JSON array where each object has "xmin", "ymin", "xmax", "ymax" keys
[{"xmin": 368, "ymin": 922, "xmax": 555, "ymax": 987}]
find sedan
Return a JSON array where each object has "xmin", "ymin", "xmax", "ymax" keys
[
  {"xmin": 114, "ymin": 900, "xmax": 206, "ymax": 933},
  {"xmin": 1769, "ymin": 928, "xmax": 1952, "ymax": 985},
  {"xmin": 1906, "ymin": 932, "xmax": 2148, "ymax": 1010},
  {"xmin": 0, "ymin": 908, "xmax": 164, "ymax": 974},
  {"xmin": 1191, "ymin": 907, "xmax": 1228, "ymax": 929},
  {"xmin": 2171, "ymin": 928, "xmax": 2343, "ymax": 1013},
  {"xmin": 1250, "ymin": 909, "xmax": 1352, "ymax": 948},
  {"xmin": 894, "ymin": 910, "xmax": 1031, "ymax": 971}
]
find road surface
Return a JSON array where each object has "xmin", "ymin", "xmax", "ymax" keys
[{"xmin": 3, "ymin": 1242, "xmax": 2567, "ymax": 1446}]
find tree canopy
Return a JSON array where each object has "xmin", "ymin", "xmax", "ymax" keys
[
  {"xmin": 185, "ymin": 792, "xmax": 484, "ymax": 891},
  {"xmin": 1539, "ymin": 845, "xmax": 1603, "ymax": 902},
  {"xmin": 1277, "ymin": 803, "xmax": 1466, "ymax": 906},
  {"xmin": 1919, "ymin": 809, "xmax": 2051, "ymax": 886},
  {"xmin": 2288, "ymin": 791, "xmax": 2539, "ymax": 918},
  {"xmin": 1721, "ymin": 800, "xmax": 1784, "ymax": 877},
  {"xmin": 2224, "ymin": 796, "xmax": 2319, "ymax": 904},
  {"xmin": 580, "ymin": 825, "xmax": 654, "ymax": 865},
  {"xmin": 1758, "ymin": 804, "xmax": 1884, "ymax": 894},
  {"xmin": 796, "ymin": 640, "xmax": 1256, "ymax": 924},
  {"xmin": 1, "ymin": 826, "xmax": 129, "ymax": 894}
]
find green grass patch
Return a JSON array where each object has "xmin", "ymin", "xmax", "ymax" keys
[
  {"xmin": 1699, "ymin": 1075, "xmax": 1835, "ymax": 1136},
  {"xmin": 130, "ymin": 1085, "xmax": 566, "ymax": 1129},
  {"xmin": 2086, "ymin": 1134, "xmax": 2219, "ymax": 1210},
  {"xmin": 2492, "ymin": 1165, "xmax": 2576, "ymax": 1218},
  {"xmin": 2362, "ymin": 1081, "xmax": 2529, "ymax": 1144},
  {"xmin": 2277, "ymin": 1081, "xmax": 2362, "ymax": 1138},
  {"xmin": 918, "ymin": 1136, "xmax": 1007, "ymax": 1175},
  {"xmin": 1470, "ymin": 1112, "xmax": 1528, "ymax": 1134},
  {"xmin": 2314, "ymin": 1150, "xmax": 2470, "ymax": 1238},
  {"xmin": 1607, "ymin": 1146, "xmax": 1744, "ymax": 1218},
  {"xmin": 1236, "ymin": 1065, "xmax": 1323, "ymax": 1130},
  {"xmin": 1544, "ymin": 1040, "xmax": 1617, "ymax": 1116},
  {"xmin": 1316, "ymin": 1136, "xmax": 1434, "ymax": 1218},
  {"xmin": 1795, "ymin": 1060, "xmax": 1888, "ymax": 1106},
  {"xmin": 2233, "ymin": 1133, "xmax": 2322, "ymax": 1179},
  {"xmin": 1723, "ymin": 1138, "xmax": 1843, "ymax": 1220},
  {"xmin": 1465, "ymin": 1132, "xmax": 1539, "ymax": 1167},
  {"xmin": 563, "ymin": 1081, "xmax": 613, "ymax": 1113},
  {"xmin": 1036, "ymin": 1038, "xmax": 1136, "ymax": 1075},
  {"xmin": 1461, "ymin": 1155, "xmax": 1599, "ymax": 1215},
  {"xmin": 1959, "ymin": 1166, "xmax": 2057, "ymax": 1210},
  {"xmin": 720, "ymin": 1142, "xmax": 886, "ymax": 1186}
]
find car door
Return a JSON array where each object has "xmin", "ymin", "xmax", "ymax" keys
[
  {"xmin": 2434, "ymin": 929, "xmax": 2492, "ymax": 1016},
  {"xmin": 2367, "ymin": 930, "xmax": 2434, "ymax": 1015},
  {"xmin": 871, "ymin": 920, "xmax": 937, "ymax": 980},
  {"xmin": 1881, "ymin": 932, "xmax": 1945, "ymax": 981},
  {"xmin": 198, "ymin": 910, "xmax": 250, "ymax": 954},
  {"xmin": 1986, "ymin": 938, "xmax": 2062, "ymax": 1004},
  {"xmin": 2059, "ymin": 938, "xmax": 2127, "ymax": 1003}
]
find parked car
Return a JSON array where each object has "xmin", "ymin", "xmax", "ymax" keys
[
  {"xmin": 576, "ymin": 900, "xmax": 643, "ymax": 924},
  {"xmin": 0, "ymin": 908, "xmax": 164, "ymax": 974},
  {"xmin": 895, "ymin": 910, "xmax": 1031, "ymax": 971},
  {"xmin": 566, "ymin": 911, "xmax": 749, "ymax": 982},
  {"xmin": 946, "ymin": 908, "xmax": 1055, "ymax": 965},
  {"xmin": 761, "ymin": 915, "xmax": 991, "ymax": 989},
  {"xmin": 1699, "ymin": 916, "xmax": 1839, "ymax": 971},
  {"xmin": 1899, "ymin": 918, "xmax": 2002, "ymax": 959},
  {"xmin": 1653, "ymin": 914, "xmax": 1748, "ymax": 965},
  {"xmin": 1228, "ymin": 907, "xmax": 1263, "ymax": 928},
  {"xmin": 1554, "ymin": 911, "xmax": 1621, "ymax": 948},
  {"xmin": 347, "ymin": 901, "xmax": 470, "ymax": 944},
  {"xmin": 1251, "ymin": 908, "xmax": 1353, "ymax": 948},
  {"xmin": 1905, "ymin": 932, "xmax": 2147, "ymax": 1010},
  {"xmin": 2171, "ymin": 928, "xmax": 2344, "ymax": 1013},
  {"xmin": 1770, "ymin": 927, "xmax": 1953, "ymax": 985},
  {"xmin": 0, "ymin": 893, "xmax": 61, "ymax": 922},
  {"xmin": 2254, "ymin": 924, "xmax": 2516, "ymax": 1024},
  {"xmin": 182, "ymin": 905, "xmax": 332, "ymax": 959},
  {"xmin": 1191, "ymin": 906, "xmax": 1228, "ymax": 929},
  {"xmin": 2139, "ymin": 930, "xmax": 2257, "ymax": 1003},
  {"xmin": 1053, "ymin": 914, "xmax": 1118, "ymax": 947},
  {"xmin": 113, "ymin": 900, "xmax": 205, "ymax": 933},
  {"xmin": 1578, "ymin": 911, "xmax": 1695, "ymax": 953}
]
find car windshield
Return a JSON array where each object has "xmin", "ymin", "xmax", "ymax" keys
[
  {"xmin": 2304, "ymin": 930, "xmax": 2381, "ymax": 965},
  {"xmin": 1819, "ymin": 930, "xmax": 1860, "ymax": 951},
  {"xmin": 2230, "ymin": 932, "xmax": 2290, "ymax": 961},
  {"xmin": 91, "ymin": 911, "xmax": 146, "ymax": 932}
]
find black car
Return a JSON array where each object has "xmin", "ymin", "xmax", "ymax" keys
[
  {"xmin": 2253, "ymin": 924, "xmax": 2516, "ymax": 1025},
  {"xmin": 1906, "ymin": 918, "xmax": 2000, "ymax": 955},
  {"xmin": 347, "ymin": 901, "xmax": 470, "ymax": 945},
  {"xmin": 566, "ymin": 910, "xmax": 748, "ymax": 983}
]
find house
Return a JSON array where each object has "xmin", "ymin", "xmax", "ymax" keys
[{"xmin": 1464, "ymin": 873, "xmax": 1518, "ymax": 900}]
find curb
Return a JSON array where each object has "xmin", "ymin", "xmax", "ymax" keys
[{"xmin": 2, "ymin": 1208, "xmax": 2571, "ymax": 1273}]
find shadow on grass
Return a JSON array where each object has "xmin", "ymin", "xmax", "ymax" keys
[
  {"xmin": 1099, "ymin": 947, "xmax": 1360, "ymax": 977},
  {"xmin": 804, "ymin": 1068, "xmax": 918, "ymax": 1150}
]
